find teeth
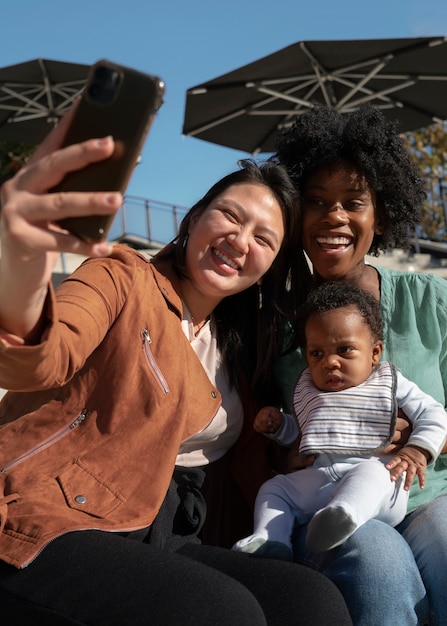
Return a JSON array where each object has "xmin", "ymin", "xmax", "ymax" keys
[
  {"xmin": 316, "ymin": 236, "xmax": 351, "ymax": 245},
  {"xmin": 214, "ymin": 248, "xmax": 240, "ymax": 270}
]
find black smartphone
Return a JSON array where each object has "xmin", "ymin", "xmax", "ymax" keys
[{"xmin": 53, "ymin": 59, "xmax": 165, "ymax": 243}]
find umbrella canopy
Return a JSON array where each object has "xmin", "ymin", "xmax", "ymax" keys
[
  {"xmin": 183, "ymin": 36, "xmax": 447, "ymax": 154},
  {"xmin": 0, "ymin": 58, "xmax": 89, "ymax": 144}
]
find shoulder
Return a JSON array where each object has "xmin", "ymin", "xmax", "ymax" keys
[
  {"xmin": 375, "ymin": 264, "xmax": 447, "ymax": 289},
  {"xmin": 75, "ymin": 243, "xmax": 151, "ymax": 278},
  {"xmin": 109, "ymin": 243, "xmax": 152, "ymax": 268},
  {"xmin": 63, "ymin": 245, "xmax": 165, "ymax": 306},
  {"xmin": 374, "ymin": 264, "xmax": 447, "ymax": 309}
]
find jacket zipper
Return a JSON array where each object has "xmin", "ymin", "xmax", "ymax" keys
[
  {"xmin": 141, "ymin": 328, "xmax": 170, "ymax": 393},
  {"xmin": 0, "ymin": 409, "xmax": 89, "ymax": 473}
]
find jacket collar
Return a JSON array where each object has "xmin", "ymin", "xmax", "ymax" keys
[{"xmin": 150, "ymin": 246, "xmax": 184, "ymax": 320}]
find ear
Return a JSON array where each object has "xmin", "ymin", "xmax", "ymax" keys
[
  {"xmin": 372, "ymin": 340, "xmax": 383, "ymax": 365},
  {"xmin": 257, "ymin": 279, "xmax": 263, "ymax": 286},
  {"xmin": 188, "ymin": 214, "xmax": 199, "ymax": 232},
  {"xmin": 374, "ymin": 211, "xmax": 384, "ymax": 235}
]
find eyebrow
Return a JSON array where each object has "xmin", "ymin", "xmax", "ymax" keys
[{"xmin": 304, "ymin": 183, "xmax": 368, "ymax": 194}]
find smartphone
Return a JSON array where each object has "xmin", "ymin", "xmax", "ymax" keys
[{"xmin": 53, "ymin": 59, "xmax": 165, "ymax": 243}]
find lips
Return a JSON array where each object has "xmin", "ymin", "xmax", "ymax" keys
[
  {"xmin": 316, "ymin": 235, "xmax": 352, "ymax": 250},
  {"xmin": 325, "ymin": 375, "xmax": 345, "ymax": 390},
  {"xmin": 212, "ymin": 247, "xmax": 241, "ymax": 271},
  {"xmin": 326, "ymin": 375, "xmax": 342, "ymax": 384}
]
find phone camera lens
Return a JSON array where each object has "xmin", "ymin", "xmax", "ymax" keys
[{"xmin": 87, "ymin": 66, "xmax": 122, "ymax": 105}]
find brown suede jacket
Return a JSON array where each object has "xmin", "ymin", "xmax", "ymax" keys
[{"xmin": 0, "ymin": 245, "xmax": 279, "ymax": 568}]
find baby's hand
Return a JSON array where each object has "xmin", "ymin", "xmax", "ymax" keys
[
  {"xmin": 253, "ymin": 406, "xmax": 283, "ymax": 434},
  {"xmin": 386, "ymin": 445, "xmax": 430, "ymax": 490}
]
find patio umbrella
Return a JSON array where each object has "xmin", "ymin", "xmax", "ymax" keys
[
  {"xmin": 0, "ymin": 58, "xmax": 89, "ymax": 144},
  {"xmin": 183, "ymin": 36, "xmax": 447, "ymax": 154}
]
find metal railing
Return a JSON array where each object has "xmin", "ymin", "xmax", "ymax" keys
[
  {"xmin": 109, "ymin": 195, "xmax": 189, "ymax": 247},
  {"xmin": 57, "ymin": 184, "xmax": 447, "ymax": 273},
  {"xmin": 58, "ymin": 195, "xmax": 189, "ymax": 274}
]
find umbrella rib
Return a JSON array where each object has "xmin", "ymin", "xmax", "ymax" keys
[
  {"xmin": 331, "ymin": 74, "xmax": 442, "ymax": 122},
  {"xmin": 299, "ymin": 41, "xmax": 339, "ymax": 107},
  {"xmin": 186, "ymin": 108, "xmax": 247, "ymax": 136},
  {"xmin": 39, "ymin": 59, "xmax": 55, "ymax": 114},
  {"xmin": 340, "ymin": 80, "xmax": 416, "ymax": 109},
  {"xmin": 336, "ymin": 58, "xmax": 390, "ymax": 108},
  {"xmin": 0, "ymin": 85, "xmax": 49, "ymax": 114},
  {"xmin": 330, "ymin": 56, "xmax": 393, "ymax": 79},
  {"xmin": 0, "ymin": 83, "xmax": 85, "ymax": 122},
  {"xmin": 330, "ymin": 73, "xmax": 416, "ymax": 108},
  {"xmin": 186, "ymin": 81, "xmax": 319, "ymax": 136},
  {"xmin": 254, "ymin": 85, "xmax": 316, "ymax": 109}
]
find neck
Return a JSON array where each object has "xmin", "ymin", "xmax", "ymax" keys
[
  {"xmin": 314, "ymin": 264, "xmax": 381, "ymax": 300},
  {"xmin": 179, "ymin": 280, "xmax": 219, "ymax": 328},
  {"xmin": 350, "ymin": 265, "xmax": 381, "ymax": 300}
]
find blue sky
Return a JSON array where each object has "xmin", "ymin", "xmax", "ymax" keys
[{"xmin": 2, "ymin": 0, "xmax": 447, "ymax": 241}]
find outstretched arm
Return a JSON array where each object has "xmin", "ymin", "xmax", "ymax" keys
[{"xmin": 0, "ymin": 105, "xmax": 122, "ymax": 343}]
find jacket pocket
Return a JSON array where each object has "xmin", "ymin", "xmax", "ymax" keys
[
  {"xmin": 0, "ymin": 492, "xmax": 20, "ymax": 533},
  {"xmin": 1, "ymin": 410, "xmax": 89, "ymax": 473},
  {"xmin": 57, "ymin": 459, "xmax": 126, "ymax": 518},
  {"xmin": 141, "ymin": 328, "xmax": 170, "ymax": 393}
]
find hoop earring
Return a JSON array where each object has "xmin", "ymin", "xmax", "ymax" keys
[
  {"xmin": 257, "ymin": 283, "xmax": 263, "ymax": 310},
  {"xmin": 182, "ymin": 233, "xmax": 189, "ymax": 249}
]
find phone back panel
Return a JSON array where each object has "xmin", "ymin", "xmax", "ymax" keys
[{"xmin": 54, "ymin": 59, "xmax": 165, "ymax": 242}]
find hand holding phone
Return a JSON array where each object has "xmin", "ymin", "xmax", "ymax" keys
[{"xmin": 52, "ymin": 59, "xmax": 165, "ymax": 243}]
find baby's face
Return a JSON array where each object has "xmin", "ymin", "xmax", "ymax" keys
[{"xmin": 305, "ymin": 305, "xmax": 383, "ymax": 392}]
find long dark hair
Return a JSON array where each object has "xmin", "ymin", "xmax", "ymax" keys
[{"xmin": 157, "ymin": 159, "xmax": 311, "ymax": 405}]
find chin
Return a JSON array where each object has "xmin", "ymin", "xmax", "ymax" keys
[{"xmin": 315, "ymin": 270, "xmax": 346, "ymax": 283}]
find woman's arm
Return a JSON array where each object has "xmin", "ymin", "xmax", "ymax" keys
[
  {"xmin": 383, "ymin": 411, "xmax": 413, "ymax": 454},
  {"xmin": 0, "ymin": 105, "xmax": 121, "ymax": 343}
]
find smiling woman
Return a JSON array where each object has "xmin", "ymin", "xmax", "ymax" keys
[
  {"xmin": 182, "ymin": 181, "xmax": 285, "ymax": 322},
  {"xmin": 274, "ymin": 103, "xmax": 447, "ymax": 625},
  {"xmin": 0, "ymin": 112, "xmax": 350, "ymax": 626},
  {"xmin": 301, "ymin": 162, "xmax": 382, "ymax": 292}
]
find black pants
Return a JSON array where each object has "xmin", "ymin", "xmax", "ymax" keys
[
  {"xmin": 0, "ymin": 531, "xmax": 352, "ymax": 625},
  {"xmin": 0, "ymin": 467, "xmax": 352, "ymax": 625}
]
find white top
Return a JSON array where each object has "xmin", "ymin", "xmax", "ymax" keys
[{"xmin": 175, "ymin": 307, "xmax": 244, "ymax": 467}]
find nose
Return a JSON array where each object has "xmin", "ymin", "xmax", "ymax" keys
[
  {"xmin": 323, "ymin": 354, "xmax": 340, "ymax": 370},
  {"xmin": 228, "ymin": 229, "xmax": 250, "ymax": 254},
  {"xmin": 323, "ymin": 203, "xmax": 349, "ymax": 225}
]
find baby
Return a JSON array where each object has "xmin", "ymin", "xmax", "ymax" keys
[{"xmin": 233, "ymin": 281, "xmax": 447, "ymax": 558}]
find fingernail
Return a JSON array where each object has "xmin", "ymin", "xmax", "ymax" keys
[
  {"xmin": 105, "ymin": 193, "xmax": 122, "ymax": 205},
  {"xmin": 92, "ymin": 243, "xmax": 113, "ymax": 256},
  {"xmin": 96, "ymin": 136, "xmax": 113, "ymax": 147}
]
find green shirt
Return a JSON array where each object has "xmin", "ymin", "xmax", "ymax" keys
[{"xmin": 275, "ymin": 265, "xmax": 447, "ymax": 513}]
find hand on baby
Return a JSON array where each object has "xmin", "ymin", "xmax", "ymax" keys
[{"xmin": 386, "ymin": 445, "xmax": 430, "ymax": 490}]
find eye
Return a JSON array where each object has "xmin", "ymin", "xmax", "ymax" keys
[
  {"xmin": 221, "ymin": 208, "xmax": 239, "ymax": 223},
  {"xmin": 338, "ymin": 345, "xmax": 353, "ymax": 355},
  {"xmin": 309, "ymin": 349, "xmax": 323, "ymax": 358},
  {"xmin": 303, "ymin": 196, "xmax": 325, "ymax": 210},
  {"xmin": 343, "ymin": 200, "xmax": 363, "ymax": 211},
  {"xmin": 254, "ymin": 233, "xmax": 276, "ymax": 249}
]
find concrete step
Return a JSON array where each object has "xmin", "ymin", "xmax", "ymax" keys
[{"xmin": 368, "ymin": 249, "xmax": 447, "ymax": 279}]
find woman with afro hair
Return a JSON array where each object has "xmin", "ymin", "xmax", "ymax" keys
[{"xmin": 273, "ymin": 104, "xmax": 447, "ymax": 625}]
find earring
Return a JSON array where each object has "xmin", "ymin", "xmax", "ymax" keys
[
  {"xmin": 257, "ymin": 283, "xmax": 263, "ymax": 310},
  {"xmin": 182, "ymin": 233, "xmax": 189, "ymax": 249}
]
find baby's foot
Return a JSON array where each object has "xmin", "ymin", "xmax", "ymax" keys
[
  {"xmin": 306, "ymin": 505, "xmax": 357, "ymax": 553},
  {"xmin": 232, "ymin": 535, "xmax": 293, "ymax": 561}
]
